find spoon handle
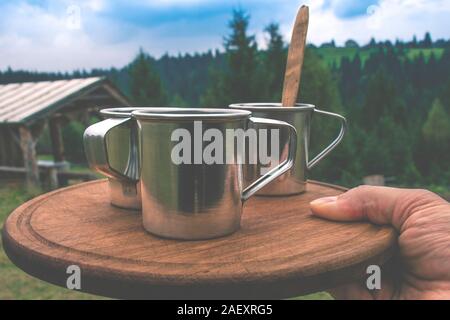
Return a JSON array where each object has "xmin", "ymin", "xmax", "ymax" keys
[{"xmin": 282, "ymin": 5, "xmax": 309, "ymax": 107}]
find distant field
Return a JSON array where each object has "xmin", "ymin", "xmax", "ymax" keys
[
  {"xmin": 315, "ymin": 47, "xmax": 445, "ymax": 67},
  {"xmin": 406, "ymin": 48, "xmax": 445, "ymax": 61}
]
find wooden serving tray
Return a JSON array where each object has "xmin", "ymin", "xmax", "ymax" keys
[{"xmin": 2, "ymin": 180, "xmax": 396, "ymax": 299}]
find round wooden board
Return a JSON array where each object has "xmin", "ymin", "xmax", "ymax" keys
[{"xmin": 2, "ymin": 180, "xmax": 396, "ymax": 299}]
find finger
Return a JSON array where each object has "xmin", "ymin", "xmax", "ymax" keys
[{"xmin": 310, "ymin": 185, "xmax": 444, "ymax": 231}]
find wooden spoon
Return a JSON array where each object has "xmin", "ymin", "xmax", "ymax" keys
[{"xmin": 281, "ymin": 5, "xmax": 309, "ymax": 107}]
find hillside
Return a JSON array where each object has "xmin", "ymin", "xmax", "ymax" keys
[{"xmin": 314, "ymin": 47, "xmax": 445, "ymax": 67}]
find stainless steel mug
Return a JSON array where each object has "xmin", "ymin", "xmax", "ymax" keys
[
  {"xmin": 229, "ymin": 103, "xmax": 347, "ymax": 196},
  {"xmin": 84, "ymin": 108, "xmax": 142, "ymax": 210},
  {"xmin": 119, "ymin": 108, "xmax": 295, "ymax": 240}
]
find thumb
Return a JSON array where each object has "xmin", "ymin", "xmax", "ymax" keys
[{"xmin": 310, "ymin": 185, "xmax": 443, "ymax": 231}]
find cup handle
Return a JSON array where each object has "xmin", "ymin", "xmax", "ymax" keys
[
  {"xmin": 306, "ymin": 109, "xmax": 347, "ymax": 170},
  {"xmin": 83, "ymin": 118, "xmax": 139, "ymax": 181},
  {"xmin": 242, "ymin": 117, "xmax": 297, "ymax": 202}
]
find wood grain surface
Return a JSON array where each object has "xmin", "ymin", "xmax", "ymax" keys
[
  {"xmin": 282, "ymin": 5, "xmax": 309, "ymax": 107},
  {"xmin": 2, "ymin": 180, "xmax": 397, "ymax": 299}
]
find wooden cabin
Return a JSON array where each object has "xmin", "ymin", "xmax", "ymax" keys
[{"xmin": 0, "ymin": 77, "xmax": 130, "ymax": 188}]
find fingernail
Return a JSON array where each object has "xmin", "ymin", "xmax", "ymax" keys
[
  {"xmin": 310, "ymin": 196, "xmax": 340, "ymax": 219},
  {"xmin": 310, "ymin": 196, "xmax": 338, "ymax": 206}
]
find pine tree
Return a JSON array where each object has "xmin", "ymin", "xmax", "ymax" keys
[
  {"xmin": 422, "ymin": 99, "xmax": 450, "ymax": 144},
  {"xmin": 129, "ymin": 49, "xmax": 167, "ymax": 106},
  {"xmin": 298, "ymin": 50, "xmax": 357, "ymax": 184},
  {"xmin": 339, "ymin": 54, "xmax": 361, "ymax": 108},
  {"xmin": 439, "ymin": 49, "xmax": 450, "ymax": 110},
  {"xmin": 422, "ymin": 32, "xmax": 432, "ymax": 48},
  {"xmin": 362, "ymin": 68, "xmax": 406, "ymax": 127},
  {"xmin": 345, "ymin": 39, "xmax": 359, "ymax": 48},
  {"xmin": 416, "ymin": 99, "xmax": 450, "ymax": 183},
  {"xmin": 411, "ymin": 35, "xmax": 418, "ymax": 48},
  {"xmin": 224, "ymin": 9, "xmax": 258, "ymax": 102},
  {"xmin": 263, "ymin": 22, "xmax": 286, "ymax": 101},
  {"xmin": 201, "ymin": 9, "xmax": 258, "ymax": 106},
  {"xmin": 356, "ymin": 67, "xmax": 417, "ymax": 180},
  {"xmin": 367, "ymin": 37, "xmax": 377, "ymax": 48}
]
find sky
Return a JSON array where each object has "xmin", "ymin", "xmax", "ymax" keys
[{"xmin": 0, "ymin": 0, "xmax": 449, "ymax": 72}]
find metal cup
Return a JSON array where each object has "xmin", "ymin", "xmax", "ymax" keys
[
  {"xmin": 97, "ymin": 108, "xmax": 295, "ymax": 240},
  {"xmin": 229, "ymin": 103, "xmax": 347, "ymax": 196},
  {"xmin": 83, "ymin": 108, "xmax": 142, "ymax": 210},
  {"xmin": 131, "ymin": 108, "xmax": 297, "ymax": 239}
]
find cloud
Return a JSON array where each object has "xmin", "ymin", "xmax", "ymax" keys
[
  {"xmin": 322, "ymin": 0, "xmax": 380, "ymax": 18},
  {"xmin": 0, "ymin": 1, "xmax": 136, "ymax": 71},
  {"xmin": 301, "ymin": 0, "xmax": 450, "ymax": 45},
  {"xmin": 0, "ymin": 0, "xmax": 449, "ymax": 71}
]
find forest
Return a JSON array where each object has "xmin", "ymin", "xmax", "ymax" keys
[{"xmin": 1, "ymin": 9, "xmax": 449, "ymax": 191}]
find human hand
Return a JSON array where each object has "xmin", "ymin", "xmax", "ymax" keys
[{"xmin": 310, "ymin": 185, "xmax": 450, "ymax": 300}]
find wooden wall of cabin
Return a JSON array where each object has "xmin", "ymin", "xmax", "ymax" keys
[
  {"xmin": 0, "ymin": 126, "xmax": 23, "ymax": 167},
  {"xmin": 0, "ymin": 109, "xmax": 102, "ymax": 168}
]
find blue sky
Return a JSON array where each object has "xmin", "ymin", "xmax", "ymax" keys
[{"xmin": 0, "ymin": 0, "xmax": 449, "ymax": 71}]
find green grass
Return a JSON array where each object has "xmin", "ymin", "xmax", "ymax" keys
[
  {"xmin": 406, "ymin": 48, "xmax": 445, "ymax": 61},
  {"xmin": 315, "ymin": 47, "xmax": 376, "ymax": 67},
  {"xmin": 0, "ymin": 182, "xmax": 102, "ymax": 299},
  {"xmin": 0, "ymin": 181, "xmax": 333, "ymax": 300},
  {"xmin": 37, "ymin": 154, "xmax": 102, "ymax": 177}
]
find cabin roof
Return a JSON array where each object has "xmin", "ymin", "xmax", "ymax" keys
[{"xmin": 0, "ymin": 77, "xmax": 129, "ymax": 124}]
